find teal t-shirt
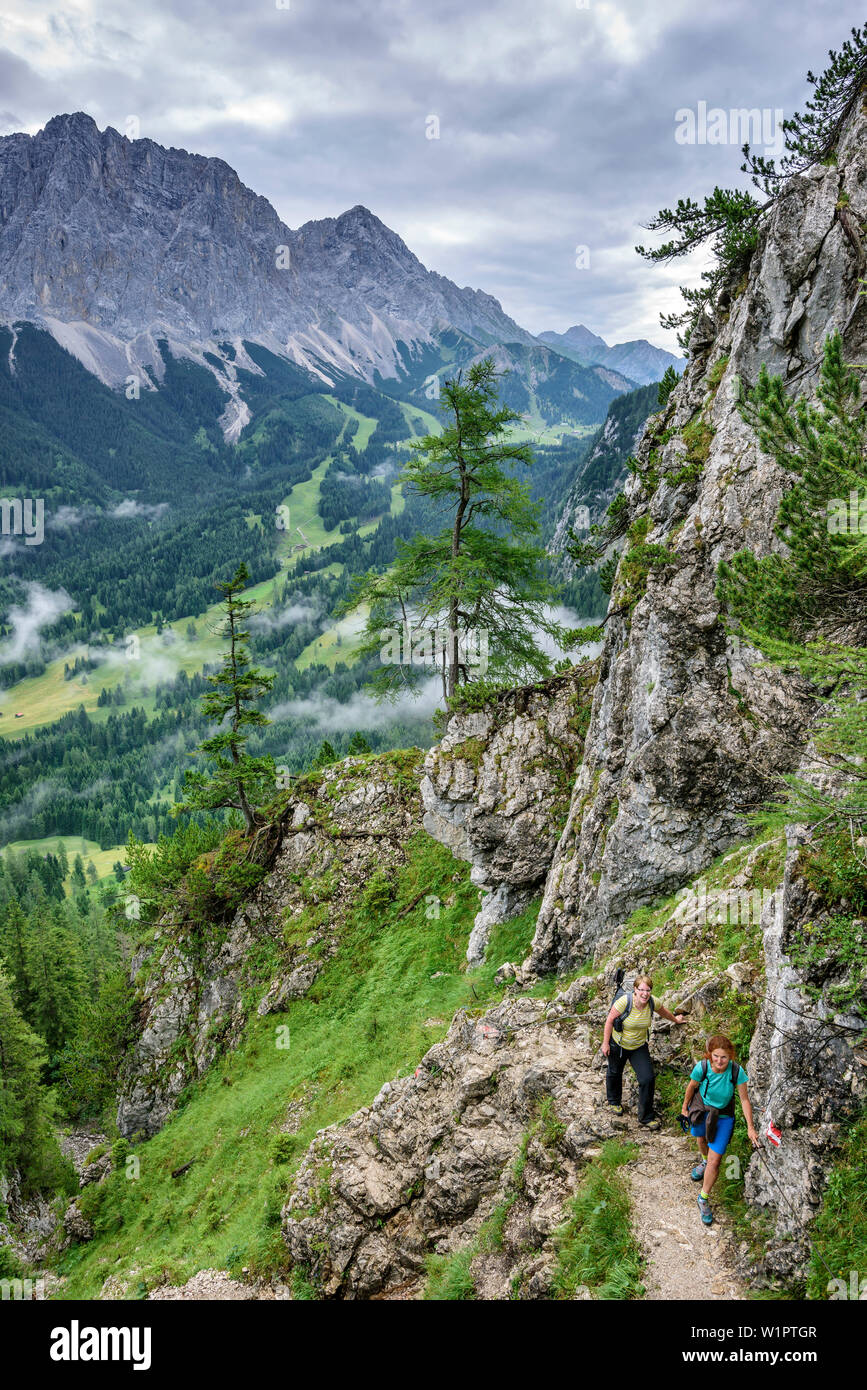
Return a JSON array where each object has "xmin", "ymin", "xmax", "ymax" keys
[{"xmin": 691, "ymin": 1061, "xmax": 748, "ymax": 1109}]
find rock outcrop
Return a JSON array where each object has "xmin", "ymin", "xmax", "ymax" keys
[
  {"xmin": 744, "ymin": 828, "xmax": 867, "ymax": 1278},
  {"xmin": 283, "ymin": 986, "xmax": 622, "ymax": 1299},
  {"xmin": 116, "ymin": 753, "xmax": 424, "ymax": 1139},
  {"xmin": 421, "ymin": 668, "xmax": 595, "ymax": 962}
]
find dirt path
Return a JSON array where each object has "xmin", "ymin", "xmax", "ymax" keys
[
  {"xmin": 625, "ymin": 1126, "xmax": 745, "ymax": 1300},
  {"xmin": 148, "ymin": 1270, "xmax": 289, "ymax": 1300}
]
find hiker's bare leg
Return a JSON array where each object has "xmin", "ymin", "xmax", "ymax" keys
[
  {"xmin": 702, "ymin": 1149, "xmax": 722, "ymax": 1194},
  {"xmin": 696, "ymin": 1137, "xmax": 709, "ymax": 1158}
]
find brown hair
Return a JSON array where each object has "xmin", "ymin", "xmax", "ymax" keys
[
  {"xmin": 704, "ymin": 1034, "xmax": 735, "ymax": 1060},
  {"xmin": 634, "ymin": 975, "xmax": 653, "ymax": 990}
]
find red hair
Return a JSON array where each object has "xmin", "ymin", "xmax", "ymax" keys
[{"xmin": 704, "ymin": 1034, "xmax": 735, "ymax": 1060}]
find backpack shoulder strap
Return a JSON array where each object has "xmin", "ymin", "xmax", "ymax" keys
[{"xmin": 615, "ymin": 991, "xmax": 633, "ymax": 1025}]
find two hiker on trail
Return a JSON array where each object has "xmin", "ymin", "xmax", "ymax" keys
[
  {"xmin": 602, "ymin": 974, "xmax": 687, "ymax": 1130},
  {"xmin": 602, "ymin": 975, "xmax": 761, "ymax": 1227},
  {"xmin": 682, "ymin": 1033, "xmax": 759, "ymax": 1225}
]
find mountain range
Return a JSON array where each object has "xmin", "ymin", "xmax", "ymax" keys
[
  {"xmin": 0, "ymin": 113, "xmax": 680, "ymax": 440},
  {"xmin": 538, "ymin": 325, "xmax": 685, "ymax": 384}
]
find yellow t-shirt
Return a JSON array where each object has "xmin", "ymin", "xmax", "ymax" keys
[{"xmin": 611, "ymin": 995, "xmax": 653, "ymax": 1050}]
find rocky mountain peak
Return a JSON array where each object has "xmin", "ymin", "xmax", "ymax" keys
[{"xmin": 0, "ymin": 114, "xmax": 535, "ymax": 408}]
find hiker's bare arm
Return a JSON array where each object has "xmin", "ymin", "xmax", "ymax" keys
[
  {"xmin": 682, "ymin": 1079, "xmax": 698, "ymax": 1115},
  {"xmin": 738, "ymin": 1082, "xmax": 759, "ymax": 1145},
  {"xmin": 602, "ymin": 1007, "xmax": 620, "ymax": 1055},
  {"xmin": 657, "ymin": 1005, "xmax": 687, "ymax": 1023}
]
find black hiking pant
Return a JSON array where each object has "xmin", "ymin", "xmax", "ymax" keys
[{"xmin": 605, "ymin": 1041, "xmax": 655, "ymax": 1123}]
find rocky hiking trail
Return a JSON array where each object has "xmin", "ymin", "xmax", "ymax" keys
[
  {"xmin": 144, "ymin": 1112, "xmax": 747, "ymax": 1302},
  {"xmin": 625, "ymin": 1123, "xmax": 744, "ymax": 1301},
  {"xmin": 374, "ymin": 1111, "xmax": 749, "ymax": 1303}
]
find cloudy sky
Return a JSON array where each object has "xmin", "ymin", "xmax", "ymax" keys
[{"xmin": 0, "ymin": 0, "xmax": 859, "ymax": 348}]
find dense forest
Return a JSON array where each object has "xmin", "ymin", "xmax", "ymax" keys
[{"xmin": 0, "ymin": 330, "xmax": 652, "ymax": 846}]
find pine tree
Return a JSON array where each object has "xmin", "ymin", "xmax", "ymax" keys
[
  {"xmin": 173, "ymin": 563, "xmax": 276, "ymax": 833},
  {"xmin": 54, "ymin": 965, "xmax": 137, "ymax": 1123},
  {"xmin": 0, "ymin": 963, "xmax": 69, "ymax": 1192},
  {"xmin": 344, "ymin": 358, "xmax": 565, "ymax": 701},
  {"xmin": 718, "ymin": 334, "xmax": 867, "ymax": 649},
  {"xmin": 72, "ymin": 854, "xmax": 86, "ymax": 891},
  {"xmin": 23, "ymin": 912, "xmax": 86, "ymax": 1055},
  {"xmin": 636, "ymin": 186, "xmax": 762, "ymax": 345},
  {"xmin": 742, "ymin": 26, "xmax": 867, "ymax": 193},
  {"xmin": 313, "ymin": 739, "xmax": 337, "ymax": 767},
  {"xmin": 658, "ymin": 365, "xmax": 682, "ymax": 408}
]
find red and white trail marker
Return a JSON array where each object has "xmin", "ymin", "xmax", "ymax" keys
[{"xmin": 766, "ymin": 1121, "xmax": 782, "ymax": 1148}]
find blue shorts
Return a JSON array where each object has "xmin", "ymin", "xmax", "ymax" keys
[{"xmin": 690, "ymin": 1113, "xmax": 735, "ymax": 1155}]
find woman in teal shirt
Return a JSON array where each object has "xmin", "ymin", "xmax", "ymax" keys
[{"xmin": 681, "ymin": 1033, "xmax": 759, "ymax": 1225}]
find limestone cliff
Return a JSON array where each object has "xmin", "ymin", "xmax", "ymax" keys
[{"xmin": 420, "ymin": 668, "xmax": 595, "ymax": 964}]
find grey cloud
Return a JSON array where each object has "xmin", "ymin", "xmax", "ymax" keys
[
  {"xmin": 251, "ymin": 599, "xmax": 321, "ymax": 633},
  {"xmin": 111, "ymin": 500, "xmax": 169, "ymax": 519},
  {"xmin": 4, "ymin": 0, "xmax": 864, "ymax": 347},
  {"xmin": 0, "ymin": 583, "xmax": 74, "ymax": 665},
  {"xmin": 269, "ymin": 677, "xmax": 444, "ymax": 733}
]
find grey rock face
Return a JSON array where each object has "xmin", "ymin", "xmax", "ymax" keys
[
  {"xmin": 0, "ymin": 113, "xmax": 534, "ymax": 405},
  {"xmin": 421, "ymin": 669, "xmax": 594, "ymax": 961},
  {"xmin": 282, "ymin": 994, "xmax": 618, "ymax": 1298},
  {"xmin": 0, "ymin": 1170, "xmax": 58, "ymax": 1265},
  {"xmin": 529, "ymin": 107, "xmax": 867, "ymax": 974},
  {"xmin": 744, "ymin": 828, "xmax": 867, "ymax": 1278},
  {"xmin": 62, "ymin": 1203, "xmax": 94, "ymax": 1244}
]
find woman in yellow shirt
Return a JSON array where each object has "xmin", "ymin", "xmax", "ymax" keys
[{"xmin": 602, "ymin": 974, "xmax": 686, "ymax": 1129}]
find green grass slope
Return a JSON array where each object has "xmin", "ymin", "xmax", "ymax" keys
[{"xmin": 55, "ymin": 825, "xmax": 541, "ymax": 1298}]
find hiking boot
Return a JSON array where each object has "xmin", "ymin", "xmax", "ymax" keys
[
  {"xmin": 691, "ymin": 1160, "xmax": 707, "ymax": 1182},
  {"xmin": 697, "ymin": 1194, "xmax": 713, "ymax": 1225},
  {"xmin": 608, "ymin": 1104, "xmax": 624, "ymax": 1116},
  {"xmin": 641, "ymin": 1119, "xmax": 661, "ymax": 1131}
]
